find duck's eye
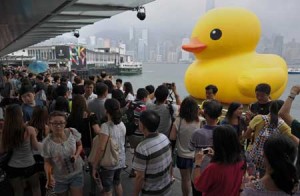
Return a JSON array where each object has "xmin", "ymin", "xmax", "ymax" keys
[{"xmin": 210, "ymin": 29, "xmax": 222, "ymax": 40}]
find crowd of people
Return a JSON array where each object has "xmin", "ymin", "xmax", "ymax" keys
[{"xmin": 0, "ymin": 66, "xmax": 300, "ymax": 196}]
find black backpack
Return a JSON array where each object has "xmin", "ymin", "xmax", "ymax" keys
[{"xmin": 122, "ymin": 101, "xmax": 143, "ymax": 136}]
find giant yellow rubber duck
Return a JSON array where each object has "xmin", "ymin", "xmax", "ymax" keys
[{"xmin": 182, "ymin": 7, "xmax": 287, "ymax": 104}]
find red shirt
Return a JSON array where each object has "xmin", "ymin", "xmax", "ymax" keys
[{"xmin": 195, "ymin": 161, "xmax": 245, "ymax": 196}]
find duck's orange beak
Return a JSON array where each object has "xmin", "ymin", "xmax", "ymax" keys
[{"xmin": 182, "ymin": 38, "xmax": 207, "ymax": 53}]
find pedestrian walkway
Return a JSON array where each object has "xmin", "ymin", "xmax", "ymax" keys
[{"xmin": 83, "ymin": 147, "xmax": 192, "ymax": 195}]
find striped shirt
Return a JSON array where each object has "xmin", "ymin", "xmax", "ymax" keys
[{"xmin": 133, "ymin": 133, "xmax": 172, "ymax": 196}]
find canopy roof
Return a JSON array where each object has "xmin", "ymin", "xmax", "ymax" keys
[{"xmin": 0, "ymin": 0, "xmax": 154, "ymax": 57}]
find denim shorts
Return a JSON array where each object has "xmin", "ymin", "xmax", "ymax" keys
[
  {"xmin": 99, "ymin": 168, "xmax": 122, "ymax": 192},
  {"xmin": 54, "ymin": 172, "xmax": 84, "ymax": 193},
  {"xmin": 176, "ymin": 156, "xmax": 194, "ymax": 169}
]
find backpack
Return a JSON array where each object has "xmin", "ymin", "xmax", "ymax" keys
[
  {"xmin": 247, "ymin": 115, "xmax": 283, "ymax": 171},
  {"xmin": 122, "ymin": 101, "xmax": 146, "ymax": 136}
]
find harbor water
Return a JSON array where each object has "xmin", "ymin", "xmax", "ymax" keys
[{"xmin": 114, "ymin": 63, "xmax": 300, "ymax": 117}]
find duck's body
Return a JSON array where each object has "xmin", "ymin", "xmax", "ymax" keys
[{"xmin": 183, "ymin": 8, "xmax": 287, "ymax": 104}]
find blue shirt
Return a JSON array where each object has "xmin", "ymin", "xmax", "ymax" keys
[{"xmin": 22, "ymin": 99, "xmax": 44, "ymax": 122}]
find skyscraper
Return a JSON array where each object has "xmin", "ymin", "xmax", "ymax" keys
[
  {"xmin": 273, "ymin": 35, "xmax": 284, "ymax": 56},
  {"xmin": 96, "ymin": 38, "xmax": 104, "ymax": 48},
  {"xmin": 180, "ymin": 38, "xmax": 190, "ymax": 62},
  {"xmin": 129, "ymin": 26, "xmax": 135, "ymax": 41},
  {"xmin": 142, "ymin": 29, "xmax": 148, "ymax": 45},
  {"xmin": 137, "ymin": 38, "xmax": 144, "ymax": 62},
  {"xmin": 142, "ymin": 29, "xmax": 149, "ymax": 61}
]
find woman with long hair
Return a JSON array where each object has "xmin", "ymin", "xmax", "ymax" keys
[
  {"xmin": 92, "ymin": 98, "xmax": 126, "ymax": 196},
  {"xmin": 169, "ymin": 97, "xmax": 201, "ymax": 196},
  {"xmin": 193, "ymin": 125, "xmax": 245, "ymax": 196},
  {"xmin": 67, "ymin": 95, "xmax": 100, "ymax": 151},
  {"xmin": 123, "ymin": 82, "xmax": 134, "ymax": 102},
  {"xmin": 66, "ymin": 94, "xmax": 100, "ymax": 196},
  {"xmin": 221, "ymin": 102, "xmax": 247, "ymax": 137},
  {"xmin": 242, "ymin": 135, "xmax": 299, "ymax": 195},
  {"xmin": 0, "ymin": 104, "xmax": 41, "ymax": 196},
  {"xmin": 28, "ymin": 105, "xmax": 50, "ymax": 141},
  {"xmin": 28, "ymin": 105, "xmax": 49, "ymax": 195},
  {"xmin": 243, "ymin": 100, "xmax": 299, "ymax": 175},
  {"xmin": 42, "ymin": 111, "xmax": 84, "ymax": 196}
]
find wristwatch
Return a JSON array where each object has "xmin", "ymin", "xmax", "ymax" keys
[{"xmin": 194, "ymin": 164, "xmax": 201, "ymax": 168}]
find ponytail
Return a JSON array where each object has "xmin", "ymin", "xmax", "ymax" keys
[
  {"xmin": 264, "ymin": 135, "xmax": 298, "ymax": 195},
  {"xmin": 270, "ymin": 158, "xmax": 298, "ymax": 194},
  {"xmin": 104, "ymin": 98, "xmax": 122, "ymax": 125},
  {"xmin": 111, "ymin": 109, "xmax": 122, "ymax": 125},
  {"xmin": 269, "ymin": 100, "xmax": 284, "ymax": 128}
]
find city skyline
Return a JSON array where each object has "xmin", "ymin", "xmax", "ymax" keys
[{"xmin": 11, "ymin": 0, "xmax": 300, "ymax": 65}]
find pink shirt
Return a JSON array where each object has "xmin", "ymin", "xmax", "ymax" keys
[{"xmin": 195, "ymin": 161, "xmax": 245, "ymax": 196}]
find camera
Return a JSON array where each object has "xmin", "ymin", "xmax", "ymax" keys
[
  {"xmin": 202, "ymin": 147, "xmax": 210, "ymax": 154},
  {"xmin": 166, "ymin": 83, "xmax": 172, "ymax": 89}
]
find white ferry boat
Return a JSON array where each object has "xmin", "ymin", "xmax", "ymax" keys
[
  {"xmin": 118, "ymin": 61, "xmax": 142, "ymax": 75},
  {"xmin": 288, "ymin": 67, "xmax": 300, "ymax": 74}
]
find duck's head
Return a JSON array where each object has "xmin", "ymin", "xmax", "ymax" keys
[{"xmin": 182, "ymin": 7, "xmax": 261, "ymax": 59}]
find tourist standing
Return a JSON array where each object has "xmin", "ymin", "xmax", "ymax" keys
[
  {"xmin": 1, "ymin": 104, "xmax": 41, "ymax": 196},
  {"xmin": 92, "ymin": 99, "xmax": 126, "ymax": 196},
  {"xmin": 169, "ymin": 97, "xmax": 201, "ymax": 196},
  {"xmin": 133, "ymin": 110, "xmax": 172, "ymax": 196},
  {"xmin": 193, "ymin": 125, "xmax": 245, "ymax": 196}
]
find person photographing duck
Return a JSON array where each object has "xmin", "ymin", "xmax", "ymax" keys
[{"xmin": 193, "ymin": 125, "xmax": 245, "ymax": 196}]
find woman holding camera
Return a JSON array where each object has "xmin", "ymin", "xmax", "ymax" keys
[
  {"xmin": 193, "ymin": 125, "xmax": 245, "ymax": 196},
  {"xmin": 42, "ymin": 111, "xmax": 83, "ymax": 196}
]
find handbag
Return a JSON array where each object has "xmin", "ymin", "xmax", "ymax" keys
[
  {"xmin": 100, "ymin": 125, "xmax": 119, "ymax": 167},
  {"xmin": 88, "ymin": 124, "xmax": 119, "ymax": 168}
]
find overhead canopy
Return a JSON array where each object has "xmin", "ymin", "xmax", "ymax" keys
[{"xmin": 0, "ymin": 0, "xmax": 155, "ymax": 57}]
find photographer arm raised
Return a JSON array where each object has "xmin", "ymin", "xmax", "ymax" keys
[
  {"xmin": 171, "ymin": 83, "xmax": 181, "ymax": 105},
  {"xmin": 279, "ymin": 85, "xmax": 300, "ymax": 126}
]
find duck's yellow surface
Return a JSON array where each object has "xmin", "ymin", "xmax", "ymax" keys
[{"xmin": 182, "ymin": 7, "xmax": 287, "ymax": 104}]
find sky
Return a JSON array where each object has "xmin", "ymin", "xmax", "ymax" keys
[{"xmin": 74, "ymin": 0, "xmax": 300, "ymax": 43}]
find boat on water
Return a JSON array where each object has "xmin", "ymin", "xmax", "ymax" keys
[
  {"xmin": 118, "ymin": 61, "xmax": 142, "ymax": 75},
  {"xmin": 288, "ymin": 67, "xmax": 300, "ymax": 74}
]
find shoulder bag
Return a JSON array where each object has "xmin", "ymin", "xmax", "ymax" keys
[
  {"xmin": 100, "ymin": 124, "xmax": 119, "ymax": 167},
  {"xmin": 88, "ymin": 123, "xmax": 119, "ymax": 167}
]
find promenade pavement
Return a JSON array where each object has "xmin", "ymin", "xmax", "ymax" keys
[{"xmin": 83, "ymin": 148, "xmax": 192, "ymax": 196}]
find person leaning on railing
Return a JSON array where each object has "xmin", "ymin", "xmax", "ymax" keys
[{"xmin": 279, "ymin": 85, "xmax": 300, "ymax": 140}]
